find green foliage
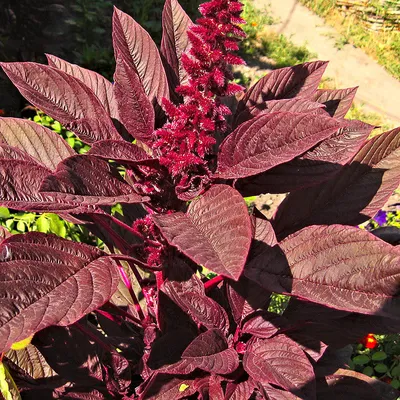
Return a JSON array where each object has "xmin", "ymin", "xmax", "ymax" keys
[{"xmin": 268, "ymin": 293, "xmax": 290, "ymax": 315}]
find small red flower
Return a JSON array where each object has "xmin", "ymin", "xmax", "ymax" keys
[{"xmin": 361, "ymin": 333, "xmax": 378, "ymax": 349}]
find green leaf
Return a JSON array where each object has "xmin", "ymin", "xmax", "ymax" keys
[
  {"xmin": 16, "ymin": 221, "xmax": 25, "ymax": 232},
  {"xmin": 36, "ymin": 215, "xmax": 50, "ymax": 233},
  {"xmin": 47, "ymin": 214, "xmax": 67, "ymax": 237},
  {"xmin": 5, "ymin": 220, "xmax": 14, "ymax": 230},
  {"xmin": 391, "ymin": 365, "xmax": 400, "ymax": 377},
  {"xmin": 67, "ymin": 137, "xmax": 75, "ymax": 147},
  {"xmin": 372, "ymin": 351, "xmax": 387, "ymax": 361},
  {"xmin": 0, "ymin": 208, "xmax": 10, "ymax": 219},
  {"xmin": 362, "ymin": 366, "xmax": 374, "ymax": 376},
  {"xmin": 391, "ymin": 379, "xmax": 400, "ymax": 389},
  {"xmin": 374, "ymin": 363, "xmax": 388, "ymax": 373},
  {"xmin": 352, "ymin": 354, "xmax": 370, "ymax": 365}
]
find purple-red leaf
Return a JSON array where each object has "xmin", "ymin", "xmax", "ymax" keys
[
  {"xmin": 313, "ymin": 87, "xmax": 358, "ymax": 119},
  {"xmin": 0, "ymin": 232, "xmax": 119, "ymax": 353},
  {"xmin": 153, "ymin": 185, "xmax": 252, "ymax": 280},
  {"xmin": 162, "ymin": 280, "xmax": 229, "ymax": 332},
  {"xmin": 225, "ymin": 379, "xmax": 255, "ymax": 400},
  {"xmin": 88, "ymin": 140, "xmax": 154, "ymax": 165},
  {"xmin": 181, "ymin": 329, "xmax": 239, "ymax": 374},
  {"xmin": 237, "ymin": 119, "xmax": 374, "ymax": 195},
  {"xmin": 46, "ymin": 54, "xmax": 118, "ymax": 119},
  {"xmin": 234, "ymin": 98, "xmax": 325, "ymax": 127},
  {"xmin": 216, "ymin": 112, "xmax": 340, "ymax": 179},
  {"xmin": 0, "ymin": 118, "xmax": 75, "ymax": 170},
  {"xmin": 39, "ymin": 155, "xmax": 145, "ymax": 206},
  {"xmin": 113, "ymin": 57, "xmax": 155, "ymax": 142},
  {"xmin": 273, "ymin": 127, "xmax": 400, "ymax": 235},
  {"xmin": 243, "ymin": 335, "xmax": 315, "ymax": 398},
  {"xmin": 246, "ymin": 225, "xmax": 400, "ymax": 318},
  {"xmin": 0, "ymin": 62, "xmax": 120, "ymax": 144},
  {"xmin": 161, "ymin": 0, "xmax": 192, "ymax": 88},
  {"xmin": 241, "ymin": 311, "xmax": 288, "ymax": 339},
  {"xmin": 112, "ymin": 7, "xmax": 169, "ymax": 108},
  {"xmin": 235, "ymin": 61, "xmax": 328, "ymax": 117}
]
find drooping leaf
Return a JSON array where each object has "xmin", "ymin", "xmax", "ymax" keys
[
  {"xmin": 225, "ymin": 378, "xmax": 255, "ymax": 400},
  {"xmin": 243, "ymin": 335, "xmax": 315, "ymax": 398},
  {"xmin": 216, "ymin": 112, "xmax": 340, "ymax": 179},
  {"xmin": 233, "ymin": 98, "xmax": 325, "ymax": 128},
  {"xmin": 0, "ymin": 62, "xmax": 120, "ymax": 144},
  {"xmin": 5, "ymin": 344, "xmax": 56, "ymax": 380},
  {"xmin": 88, "ymin": 140, "xmax": 154, "ymax": 165},
  {"xmin": 245, "ymin": 225, "xmax": 400, "ymax": 318},
  {"xmin": 0, "ymin": 233, "xmax": 119, "ymax": 353},
  {"xmin": 46, "ymin": 54, "xmax": 119, "ymax": 119},
  {"xmin": 113, "ymin": 57, "xmax": 155, "ymax": 142},
  {"xmin": 153, "ymin": 185, "xmax": 252, "ymax": 280},
  {"xmin": 161, "ymin": 0, "xmax": 192, "ymax": 88},
  {"xmin": 237, "ymin": 119, "xmax": 374, "ymax": 195},
  {"xmin": 112, "ymin": 7, "xmax": 169, "ymax": 109},
  {"xmin": 235, "ymin": 61, "xmax": 328, "ymax": 117},
  {"xmin": 0, "ymin": 118, "xmax": 75, "ymax": 170},
  {"xmin": 39, "ymin": 155, "xmax": 145, "ymax": 206},
  {"xmin": 273, "ymin": 127, "xmax": 400, "ymax": 236},
  {"xmin": 313, "ymin": 87, "xmax": 358, "ymax": 119},
  {"xmin": 181, "ymin": 329, "xmax": 239, "ymax": 374},
  {"xmin": 241, "ymin": 311, "xmax": 288, "ymax": 339}
]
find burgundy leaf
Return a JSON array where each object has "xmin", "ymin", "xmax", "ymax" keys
[
  {"xmin": 182, "ymin": 329, "xmax": 239, "ymax": 374},
  {"xmin": 39, "ymin": 155, "xmax": 145, "ymax": 206},
  {"xmin": 153, "ymin": 185, "xmax": 252, "ymax": 280},
  {"xmin": 313, "ymin": 87, "xmax": 358, "ymax": 119},
  {"xmin": 260, "ymin": 383, "xmax": 301, "ymax": 400},
  {"xmin": 250, "ymin": 213, "xmax": 278, "ymax": 258},
  {"xmin": 246, "ymin": 225, "xmax": 400, "ymax": 318},
  {"xmin": 46, "ymin": 54, "xmax": 118, "ymax": 119},
  {"xmin": 113, "ymin": 57, "xmax": 155, "ymax": 142},
  {"xmin": 0, "ymin": 232, "xmax": 119, "ymax": 353},
  {"xmin": 237, "ymin": 119, "xmax": 374, "ymax": 195},
  {"xmin": 0, "ymin": 62, "xmax": 120, "ymax": 144},
  {"xmin": 88, "ymin": 140, "xmax": 154, "ymax": 165},
  {"xmin": 0, "ymin": 143, "xmax": 39, "ymax": 163},
  {"xmin": 0, "ymin": 118, "xmax": 75, "ymax": 170},
  {"xmin": 285, "ymin": 332, "xmax": 328, "ymax": 362},
  {"xmin": 273, "ymin": 127, "xmax": 400, "ymax": 235},
  {"xmin": 241, "ymin": 311, "xmax": 288, "ymax": 339},
  {"xmin": 0, "ymin": 227, "xmax": 11, "ymax": 240},
  {"xmin": 162, "ymin": 280, "xmax": 230, "ymax": 332},
  {"xmin": 225, "ymin": 378, "xmax": 255, "ymax": 400},
  {"xmin": 233, "ymin": 98, "xmax": 325, "ymax": 127},
  {"xmin": 112, "ymin": 7, "xmax": 169, "ymax": 108},
  {"xmin": 6, "ymin": 344, "xmax": 57, "ymax": 379},
  {"xmin": 235, "ymin": 61, "xmax": 328, "ymax": 117},
  {"xmin": 243, "ymin": 335, "xmax": 315, "ymax": 398},
  {"xmin": 216, "ymin": 112, "xmax": 340, "ymax": 179},
  {"xmin": 161, "ymin": 0, "xmax": 192, "ymax": 87}
]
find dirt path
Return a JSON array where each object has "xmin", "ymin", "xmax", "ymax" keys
[{"xmin": 252, "ymin": 0, "xmax": 400, "ymax": 126}]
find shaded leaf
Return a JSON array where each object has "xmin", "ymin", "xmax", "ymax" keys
[
  {"xmin": 241, "ymin": 311, "xmax": 288, "ymax": 338},
  {"xmin": 245, "ymin": 225, "xmax": 400, "ymax": 318},
  {"xmin": 39, "ymin": 155, "xmax": 145, "ymax": 206},
  {"xmin": 273, "ymin": 127, "xmax": 400, "ymax": 235},
  {"xmin": 216, "ymin": 112, "xmax": 340, "ymax": 179},
  {"xmin": 313, "ymin": 87, "xmax": 358, "ymax": 119},
  {"xmin": 113, "ymin": 57, "xmax": 155, "ymax": 142},
  {"xmin": 0, "ymin": 233, "xmax": 119, "ymax": 353},
  {"xmin": 0, "ymin": 62, "xmax": 120, "ymax": 144},
  {"xmin": 154, "ymin": 185, "xmax": 252, "ymax": 280},
  {"xmin": 235, "ymin": 61, "xmax": 328, "ymax": 117},
  {"xmin": 46, "ymin": 54, "xmax": 118, "ymax": 119},
  {"xmin": 0, "ymin": 118, "xmax": 75, "ymax": 170}
]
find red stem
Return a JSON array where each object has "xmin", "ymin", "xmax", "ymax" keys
[
  {"xmin": 75, "ymin": 321, "xmax": 114, "ymax": 352},
  {"xmin": 204, "ymin": 275, "xmax": 224, "ymax": 291},
  {"xmin": 104, "ymin": 301, "xmax": 143, "ymax": 326}
]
